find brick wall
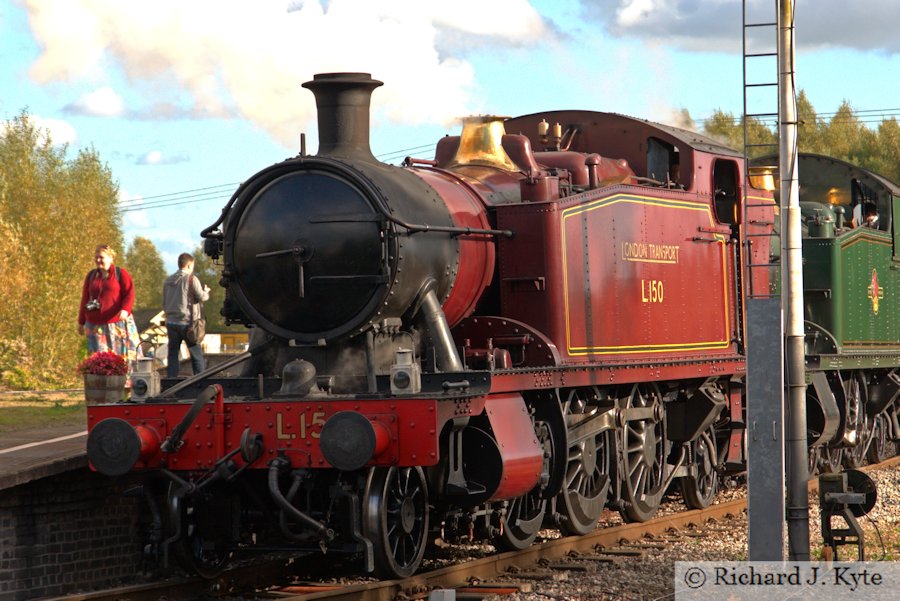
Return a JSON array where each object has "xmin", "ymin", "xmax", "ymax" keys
[{"xmin": 0, "ymin": 470, "xmax": 145, "ymax": 601}]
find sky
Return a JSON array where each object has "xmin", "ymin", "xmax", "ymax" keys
[{"xmin": 2, "ymin": 0, "xmax": 899, "ymax": 270}]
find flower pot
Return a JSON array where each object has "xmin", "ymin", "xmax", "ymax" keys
[{"xmin": 84, "ymin": 374, "xmax": 127, "ymax": 405}]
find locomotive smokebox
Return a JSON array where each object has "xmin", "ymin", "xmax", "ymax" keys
[
  {"xmin": 302, "ymin": 72, "xmax": 383, "ymax": 161},
  {"xmin": 215, "ymin": 71, "xmax": 494, "ymax": 365}
]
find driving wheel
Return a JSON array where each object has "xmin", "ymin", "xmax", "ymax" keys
[
  {"xmin": 494, "ymin": 419, "xmax": 552, "ymax": 550},
  {"xmin": 680, "ymin": 426, "xmax": 719, "ymax": 510},
  {"xmin": 867, "ymin": 413, "xmax": 893, "ymax": 464},
  {"xmin": 842, "ymin": 372, "xmax": 870, "ymax": 469},
  {"xmin": 820, "ymin": 446, "xmax": 844, "ymax": 474},
  {"xmin": 557, "ymin": 388, "xmax": 612, "ymax": 536},
  {"xmin": 616, "ymin": 384, "xmax": 668, "ymax": 522}
]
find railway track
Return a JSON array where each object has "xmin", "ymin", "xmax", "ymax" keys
[
  {"xmin": 43, "ymin": 495, "xmax": 746, "ymax": 601},
  {"xmin": 44, "ymin": 456, "xmax": 900, "ymax": 601}
]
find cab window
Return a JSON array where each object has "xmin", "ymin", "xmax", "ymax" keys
[{"xmin": 713, "ymin": 159, "xmax": 740, "ymax": 226}]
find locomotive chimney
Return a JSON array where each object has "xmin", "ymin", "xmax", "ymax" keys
[{"xmin": 302, "ymin": 72, "xmax": 383, "ymax": 161}]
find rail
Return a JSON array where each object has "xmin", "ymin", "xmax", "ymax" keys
[{"xmin": 41, "ymin": 455, "xmax": 900, "ymax": 601}]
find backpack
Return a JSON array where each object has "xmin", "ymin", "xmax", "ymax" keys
[
  {"xmin": 89, "ymin": 266, "xmax": 122, "ymax": 285},
  {"xmin": 185, "ymin": 274, "xmax": 207, "ymax": 345}
]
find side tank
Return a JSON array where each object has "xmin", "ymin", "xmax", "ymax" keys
[{"xmin": 795, "ymin": 154, "xmax": 899, "ymax": 354}]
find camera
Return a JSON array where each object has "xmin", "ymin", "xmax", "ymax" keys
[{"xmin": 85, "ymin": 299, "xmax": 101, "ymax": 311}]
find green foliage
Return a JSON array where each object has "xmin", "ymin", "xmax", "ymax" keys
[
  {"xmin": 191, "ymin": 245, "xmax": 233, "ymax": 332},
  {"xmin": 703, "ymin": 91, "xmax": 900, "ymax": 184},
  {"xmin": 796, "ymin": 90, "xmax": 823, "ymax": 150},
  {"xmin": 124, "ymin": 236, "xmax": 166, "ymax": 311},
  {"xmin": 866, "ymin": 119, "xmax": 900, "ymax": 182},
  {"xmin": 702, "ymin": 109, "xmax": 777, "ymax": 158},
  {"xmin": 0, "ymin": 338, "xmax": 38, "ymax": 389},
  {"xmin": 703, "ymin": 109, "xmax": 744, "ymax": 150},
  {"xmin": 0, "ymin": 111, "xmax": 122, "ymax": 388}
]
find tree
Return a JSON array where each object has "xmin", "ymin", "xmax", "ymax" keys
[
  {"xmin": 869, "ymin": 118, "xmax": 900, "ymax": 184},
  {"xmin": 124, "ymin": 236, "xmax": 166, "ymax": 312},
  {"xmin": 702, "ymin": 109, "xmax": 743, "ymax": 149},
  {"xmin": 0, "ymin": 215, "xmax": 32, "ymax": 388},
  {"xmin": 796, "ymin": 90, "xmax": 824, "ymax": 152},
  {"xmin": 702, "ymin": 93, "xmax": 900, "ymax": 185},
  {"xmin": 192, "ymin": 245, "xmax": 229, "ymax": 333},
  {"xmin": 819, "ymin": 101, "xmax": 865, "ymax": 161},
  {"xmin": 0, "ymin": 112, "xmax": 122, "ymax": 387},
  {"xmin": 702, "ymin": 109, "xmax": 776, "ymax": 158}
]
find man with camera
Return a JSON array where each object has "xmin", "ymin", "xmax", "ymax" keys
[{"xmin": 162, "ymin": 253, "xmax": 210, "ymax": 377}]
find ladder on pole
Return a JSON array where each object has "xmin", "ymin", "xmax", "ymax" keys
[
  {"xmin": 744, "ymin": 0, "xmax": 787, "ymax": 562},
  {"xmin": 742, "ymin": 0, "xmax": 780, "ymax": 300}
]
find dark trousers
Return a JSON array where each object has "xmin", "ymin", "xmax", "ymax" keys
[{"xmin": 166, "ymin": 323, "xmax": 205, "ymax": 377}]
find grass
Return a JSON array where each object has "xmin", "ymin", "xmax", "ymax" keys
[
  {"xmin": 0, "ymin": 391, "xmax": 85, "ymax": 433},
  {"xmin": 809, "ymin": 513, "xmax": 900, "ymax": 562},
  {"xmin": 807, "ymin": 463, "xmax": 900, "ymax": 563}
]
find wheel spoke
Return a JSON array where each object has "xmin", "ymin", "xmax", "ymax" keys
[
  {"xmin": 556, "ymin": 392, "xmax": 613, "ymax": 536},
  {"xmin": 617, "ymin": 385, "xmax": 667, "ymax": 522},
  {"xmin": 680, "ymin": 428, "xmax": 719, "ymax": 510},
  {"xmin": 364, "ymin": 467, "xmax": 428, "ymax": 578}
]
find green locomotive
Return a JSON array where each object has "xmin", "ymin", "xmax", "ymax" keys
[{"xmin": 762, "ymin": 153, "xmax": 900, "ymax": 472}]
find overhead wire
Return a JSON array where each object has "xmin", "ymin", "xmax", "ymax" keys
[
  {"xmin": 694, "ymin": 110, "xmax": 900, "ymax": 127},
  {"xmin": 119, "ymin": 143, "xmax": 442, "ymax": 213},
  {"xmin": 120, "ymin": 104, "xmax": 899, "ymax": 214},
  {"xmin": 119, "ymin": 182, "xmax": 240, "ymax": 205}
]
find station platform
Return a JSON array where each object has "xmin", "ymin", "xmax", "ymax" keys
[{"xmin": 0, "ymin": 422, "xmax": 88, "ymax": 491}]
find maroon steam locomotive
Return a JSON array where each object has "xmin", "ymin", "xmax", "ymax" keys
[{"xmin": 86, "ymin": 72, "xmax": 777, "ymax": 578}]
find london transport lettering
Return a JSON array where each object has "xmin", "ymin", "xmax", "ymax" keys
[
  {"xmin": 620, "ymin": 241, "xmax": 681, "ymax": 264},
  {"xmin": 621, "ymin": 241, "xmax": 681, "ymax": 304}
]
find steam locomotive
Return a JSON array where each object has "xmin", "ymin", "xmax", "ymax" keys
[{"xmin": 86, "ymin": 73, "xmax": 900, "ymax": 578}]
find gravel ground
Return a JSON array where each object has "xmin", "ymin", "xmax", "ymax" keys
[{"xmin": 477, "ymin": 463, "xmax": 900, "ymax": 601}]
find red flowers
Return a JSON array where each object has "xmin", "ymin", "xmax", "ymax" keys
[{"xmin": 78, "ymin": 351, "xmax": 128, "ymax": 376}]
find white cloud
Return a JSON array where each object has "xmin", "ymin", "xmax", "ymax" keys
[
  {"xmin": 616, "ymin": 0, "xmax": 659, "ymax": 28},
  {"xmin": 22, "ymin": 0, "xmax": 549, "ymax": 147},
  {"xmin": 430, "ymin": 0, "xmax": 544, "ymax": 41},
  {"xmin": 124, "ymin": 209, "xmax": 151, "ymax": 228},
  {"xmin": 65, "ymin": 87, "xmax": 125, "ymax": 117},
  {"xmin": 122, "ymin": 212, "xmax": 202, "ymax": 271},
  {"xmin": 580, "ymin": 0, "xmax": 900, "ymax": 54},
  {"xmin": 29, "ymin": 115, "xmax": 78, "ymax": 146},
  {"xmin": 135, "ymin": 150, "xmax": 188, "ymax": 165},
  {"xmin": 119, "ymin": 189, "xmax": 151, "ymax": 228},
  {"xmin": 136, "ymin": 151, "xmax": 163, "ymax": 165}
]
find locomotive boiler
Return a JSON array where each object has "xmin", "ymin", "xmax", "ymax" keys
[{"xmin": 85, "ymin": 72, "xmax": 900, "ymax": 579}]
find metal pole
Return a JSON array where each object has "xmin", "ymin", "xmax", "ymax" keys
[
  {"xmin": 778, "ymin": 0, "xmax": 810, "ymax": 560},
  {"xmin": 745, "ymin": 0, "xmax": 785, "ymax": 561}
]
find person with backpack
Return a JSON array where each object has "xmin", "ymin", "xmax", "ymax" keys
[
  {"xmin": 162, "ymin": 252, "xmax": 210, "ymax": 377},
  {"xmin": 77, "ymin": 244, "xmax": 142, "ymax": 366}
]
